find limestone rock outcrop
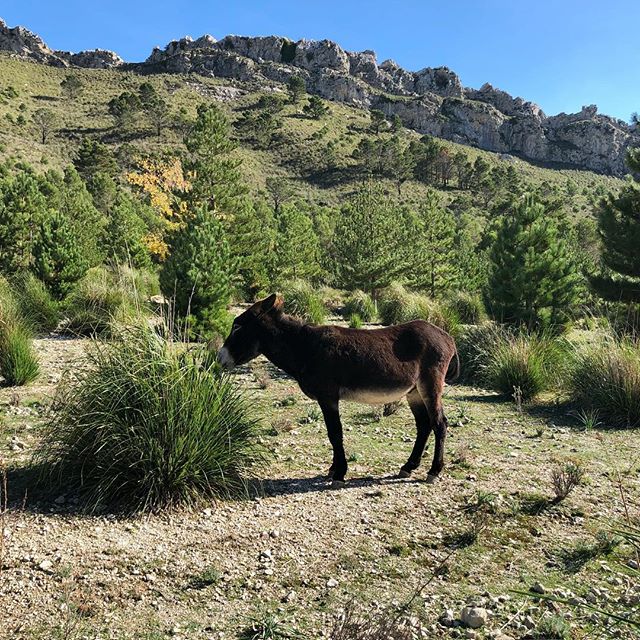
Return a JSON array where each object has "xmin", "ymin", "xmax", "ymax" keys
[{"xmin": 1, "ymin": 16, "xmax": 637, "ymax": 175}]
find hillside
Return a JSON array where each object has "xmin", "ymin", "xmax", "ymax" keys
[
  {"xmin": 1, "ymin": 16, "xmax": 638, "ymax": 177},
  {"xmin": 0, "ymin": 54, "xmax": 624, "ymax": 218}
]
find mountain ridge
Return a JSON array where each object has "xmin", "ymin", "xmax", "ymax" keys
[{"xmin": 1, "ymin": 17, "xmax": 637, "ymax": 176}]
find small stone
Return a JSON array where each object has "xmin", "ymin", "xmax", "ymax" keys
[
  {"xmin": 439, "ymin": 609, "xmax": 456, "ymax": 627},
  {"xmin": 326, "ymin": 578, "xmax": 339, "ymax": 588},
  {"xmin": 54, "ymin": 495, "xmax": 66, "ymax": 505},
  {"xmin": 460, "ymin": 607, "xmax": 488, "ymax": 629},
  {"xmin": 269, "ymin": 529, "xmax": 280, "ymax": 539},
  {"xmin": 530, "ymin": 582, "xmax": 546, "ymax": 594},
  {"xmin": 38, "ymin": 559, "xmax": 54, "ymax": 572}
]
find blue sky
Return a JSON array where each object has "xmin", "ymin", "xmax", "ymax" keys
[{"xmin": 2, "ymin": 0, "xmax": 639, "ymax": 121}]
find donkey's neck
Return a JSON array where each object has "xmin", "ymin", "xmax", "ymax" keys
[{"xmin": 259, "ymin": 314, "xmax": 306, "ymax": 379}]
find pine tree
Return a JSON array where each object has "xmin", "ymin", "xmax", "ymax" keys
[
  {"xmin": 303, "ymin": 95, "xmax": 329, "ymax": 119},
  {"xmin": 33, "ymin": 209, "xmax": 87, "ymax": 299},
  {"xmin": 159, "ymin": 204, "xmax": 234, "ymax": 337},
  {"xmin": 271, "ymin": 202, "xmax": 321, "ymax": 285},
  {"xmin": 287, "ymin": 76, "xmax": 306, "ymax": 103},
  {"xmin": 591, "ymin": 148, "xmax": 640, "ymax": 301},
  {"xmin": 331, "ymin": 184, "xmax": 411, "ymax": 294},
  {"xmin": 407, "ymin": 190, "xmax": 458, "ymax": 297},
  {"xmin": 0, "ymin": 171, "xmax": 48, "ymax": 272},
  {"xmin": 183, "ymin": 104, "xmax": 245, "ymax": 213},
  {"xmin": 228, "ymin": 198, "xmax": 277, "ymax": 296},
  {"xmin": 486, "ymin": 194, "xmax": 583, "ymax": 329},
  {"xmin": 102, "ymin": 192, "xmax": 152, "ymax": 268},
  {"xmin": 369, "ymin": 109, "xmax": 387, "ymax": 134}
]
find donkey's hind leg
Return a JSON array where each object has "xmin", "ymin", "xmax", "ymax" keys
[
  {"xmin": 399, "ymin": 389, "xmax": 432, "ymax": 478},
  {"xmin": 417, "ymin": 371, "xmax": 449, "ymax": 483}
]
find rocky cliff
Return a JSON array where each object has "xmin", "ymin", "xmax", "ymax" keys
[{"xmin": 1, "ymin": 18, "xmax": 637, "ymax": 175}]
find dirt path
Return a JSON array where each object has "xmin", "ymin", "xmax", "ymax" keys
[{"xmin": 0, "ymin": 338, "xmax": 638, "ymax": 639}]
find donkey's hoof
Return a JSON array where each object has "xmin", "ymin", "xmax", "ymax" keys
[
  {"xmin": 398, "ymin": 468, "xmax": 412, "ymax": 479},
  {"xmin": 330, "ymin": 480, "xmax": 347, "ymax": 489},
  {"xmin": 425, "ymin": 473, "xmax": 439, "ymax": 484}
]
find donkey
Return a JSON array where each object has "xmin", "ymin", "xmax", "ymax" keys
[{"xmin": 217, "ymin": 294, "xmax": 459, "ymax": 486}]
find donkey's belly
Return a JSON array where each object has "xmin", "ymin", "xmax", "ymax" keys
[{"xmin": 339, "ymin": 386, "xmax": 413, "ymax": 405}]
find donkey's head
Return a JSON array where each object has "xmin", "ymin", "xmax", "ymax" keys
[{"xmin": 217, "ymin": 294, "xmax": 284, "ymax": 370}]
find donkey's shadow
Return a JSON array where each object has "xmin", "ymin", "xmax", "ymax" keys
[{"xmin": 259, "ymin": 473, "xmax": 425, "ymax": 497}]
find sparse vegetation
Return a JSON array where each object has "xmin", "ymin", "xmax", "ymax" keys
[
  {"xmin": 281, "ymin": 280, "xmax": 326, "ymax": 324},
  {"xmin": 35, "ymin": 325, "xmax": 263, "ymax": 511}
]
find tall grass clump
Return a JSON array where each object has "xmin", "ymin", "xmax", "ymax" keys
[
  {"xmin": 455, "ymin": 322, "xmax": 505, "ymax": 384},
  {"xmin": 343, "ymin": 290, "xmax": 377, "ymax": 323},
  {"xmin": 446, "ymin": 291, "xmax": 486, "ymax": 325},
  {"xmin": 11, "ymin": 272, "xmax": 59, "ymax": 334},
  {"xmin": 568, "ymin": 337, "xmax": 640, "ymax": 428},
  {"xmin": 0, "ymin": 279, "xmax": 39, "ymax": 386},
  {"xmin": 281, "ymin": 280, "xmax": 326, "ymax": 324},
  {"xmin": 35, "ymin": 326, "xmax": 264, "ymax": 511},
  {"xmin": 63, "ymin": 266, "xmax": 144, "ymax": 336},
  {"xmin": 378, "ymin": 283, "xmax": 459, "ymax": 336},
  {"xmin": 481, "ymin": 331, "xmax": 567, "ymax": 402}
]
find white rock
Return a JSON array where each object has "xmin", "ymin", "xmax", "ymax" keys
[{"xmin": 460, "ymin": 607, "xmax": 488, "ymax": 629}]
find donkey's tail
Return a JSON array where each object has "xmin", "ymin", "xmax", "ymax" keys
[{"xmin": 445, "ymin": 347, "xmax": 460, "ymax": 383}]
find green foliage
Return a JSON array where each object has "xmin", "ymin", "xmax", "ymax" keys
[
  {"xmin": 303, "ymin": 95, "xmax": 329, "ymax": 119},
  {"xmin": 455, "ymin": 322, "xmax": 504, "ymax": 384},
  {"xmin": 60, "ymin": 74, "xmax": 83, "ymax": 100},
  {"xmin": 0, "ymin": 280, "xmax": 39, "ymax": 385},
  {"xmin": 478, "ymin": 329, "xmax": 566, "ymax": 401},
  {"xmin": 407, "ymin": 190, "xmax": 458, "ymax": 296},
  {"xmin": 348, "ymin": 313, "xmax": 363, "ymax": 329},
  {"xmin": 183, "ymin": 103, "xmax": 245, "ymax": 214},
  {"xmin": 33, "ymin": 209, "xmax": 88, "ymax": 299},
  {"xmin": 0, "ymin": 169, "xmax": 48, "ymax": 272},
  {"xmin": 64, "ymin": 266, "xmax": 143, "ymax": 336},
  {"xmin": 287, "ymin": 75, "xmax": 306, "ymax": 103},
  {"xmin": 281, "ymin": 280, "xmax": 326, "ymax": 324},
  {"xmin": 102, "ymin": 192, "xmax": 151, "ymax": 268},
  {"xmin": 568, "ymin": 335, "xmax": 640, "ymax": 428},
  {"xmin": 592, "ymin": 150, "xmax": 640, "ymax": 302},
  {"xmin": 343, "ymin": 290, "xmax": 377, "ymax": 322},
  {"xmin": 486, "ymin": 194, "xmax": 582, "ymax": 329},
  {"xmin": 280, "ymin": 40, "xmax": 297, "ymax": 63},
  {"xmin": 35, "ymin": 325, "xmax": 263, "ymax": 511},
  {"xmin": 378, "ymin": 283, "xmax": 459, "ymax": 335},
  {"xmin": 271, "ymin": 202, "xmax": 321, "ymax": 285},
  {"xmin": 369, "ymin": 109, "xmax": 388, "ymax": 134},
  {"xmin": 159, "ymin": 204, "xmax": 234, "ymax": 338},
  {"xmin": 10, "ymin": 272, "xmax": 59, "ymax": 334},
  {"xmin": 446, "ymin": 291, "xmax": 487, "ymax": 325},
  {"xmin": 32, "ymin": 108, "xmax": 57, "ymax": 144},
  {"xmin": 0, "ymin": 322, "xmax": 40, "ymax": 386},
  {"xmin": 331, "ymin": 185, "xmax": 411, "ymax": 294},
  {"xmin": 108, "ymin": 91, "xmax": 142, "ymax": 128}
]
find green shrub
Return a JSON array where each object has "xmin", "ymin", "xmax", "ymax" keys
[
  {"xmin": 281, "ymin": 280, "xmax": 326, "ymax": 324},
  {"xmin": 343, "ymin": 290, "xmax": 377, "ymax": 322},
  {"xmin": 63, "ymin": 266, "xmax": 143, "ymax": 336},
  {"xmin": 481, "ymin": 331, "xmax": 567, "ymax": 402},
  {"xmin": 456, "ymin": 322, "xmax": 505, "ymax": 385},
  {"xmin": 349, "ymin": 313, "xmax": 363, "ymax": 329},
  {"xmin": 11, "ymin": 272, "xmax": 59, "ymax": 334},
  {"xmin": 446, "ymin": 291, "xmax": 486, "ymax": 325},
  {"xmin": 35, "ymin": 325, "xmax": 263, "ymax": 511},
  {"xmin": 0, "ymin": 322, "xmax": 40, "ymax": 386},
  {"xmin": 378, "ymin": 283, "xmax": 459, "ymax": 336},
  {"xmin": 0, "ymin": 282, "xmax": 39, "ymax": 386},
  {"xmin": 568, "ymin": 337, "xmax": 640, "ymax": 428}
]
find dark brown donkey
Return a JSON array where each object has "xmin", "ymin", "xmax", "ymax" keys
[{"xmin": 217, "ymin": 294, "xmax": 459, "ymax": 485}]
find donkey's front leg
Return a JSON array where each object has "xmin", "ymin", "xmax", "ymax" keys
[{"xmin": 319, "ymin": 400, "xmax": 347, "ymax": 486}]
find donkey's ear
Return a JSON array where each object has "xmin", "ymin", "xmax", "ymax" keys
[{"xmin": 256, "ymin": 293, "xmax": 283, "ymax": 315}]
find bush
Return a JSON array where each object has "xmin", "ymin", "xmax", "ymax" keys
[
  {"xmin": 63, "ymin": 266, "xmax": 143, "ymax": 336},
  {"xmin": 568, "ymin": 337, "xmax": 640, "ymax": 428},
  {"xmin": 481, "ymin": 331, "xmax": 567, "ymax": 402},
  {"xmin": 551, "ymin": 459, "xmax": 585, "ymax": 502},
  {"xmin": 378, "ymin": 283, "xmax": 459, "ymax": 336},
  {"xmin": 349, "ymin": 313, "xmax": 363, "ymax": 329},
  {"xmin": 281, "ymin": 280, "xmax": 326, "ymax": 324},
  {"xmin": 456, "ymin": 322, "xmax": 505, "ymax": 384},
  {"xmin": 11, "ymin": 272, "xmax": 59, "ymax": 334},
  {"xmin": 446, "ymin": 291, "xmax": 486, "ymax": 325},
  {"xmin": 343, "ymin": 290, "xmax": 377, "ymax": 322},
  {"xmin": 35, "ymin": 325, "xmax": 263, "ymax": 511},
  {"xmin": 0, "ymin": 322, "xmax": 40, "ymax": 386}
]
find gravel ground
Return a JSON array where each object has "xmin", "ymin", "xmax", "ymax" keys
[{"xmin": 0, "ymin": 337, "xmax": 639, "ymax": 639}]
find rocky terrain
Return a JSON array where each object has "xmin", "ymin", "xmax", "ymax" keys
[{"xmin": 1, "ymin": 17, "xmax": 638, "ymax": 176}]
